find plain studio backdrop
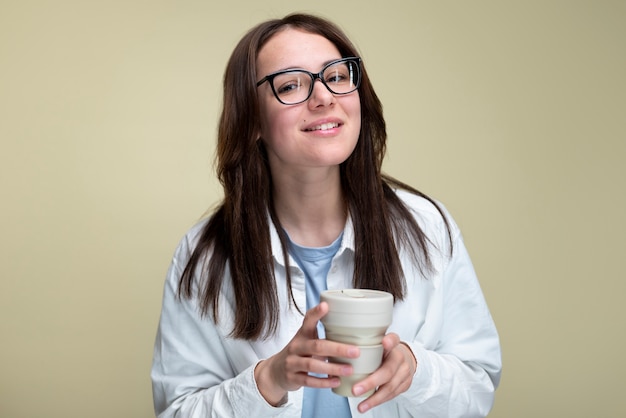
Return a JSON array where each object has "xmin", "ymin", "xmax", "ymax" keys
[{"xmin": 1, "ymin": 1, "xmax": 624, "ymax": 417}]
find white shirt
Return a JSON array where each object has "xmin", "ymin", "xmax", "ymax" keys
[{"xmin": 151, "ymin": 190, "xmax": 502, "ymax": 417}]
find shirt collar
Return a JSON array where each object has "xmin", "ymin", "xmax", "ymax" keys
[{"xmin": 269, "ymin": 214, "xmax": 355, "ymax": 267}]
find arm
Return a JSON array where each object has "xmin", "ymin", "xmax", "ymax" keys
[
  {"xmin": 353, "ymin": 231, "xmax": 502, "ymax": 417},
  {"xmin": 150, "ymin": 237, "xmax": 291, "ymax": 418},
  {"xmin": 151, "ymin": 231, "xmax": 361, "ymax": 418},
  {"xmin": 254, "ymin": 302, "xmax": 359, "ymax": 406}
]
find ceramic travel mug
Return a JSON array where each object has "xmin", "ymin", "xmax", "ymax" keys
[{"xmin": 320, "ymin": 289, "xmax": 393, "ymax": 397}]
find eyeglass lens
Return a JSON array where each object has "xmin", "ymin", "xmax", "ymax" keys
[{"xmin": 272, "ymin": 59, "xmax": 359, "ymax": 104}]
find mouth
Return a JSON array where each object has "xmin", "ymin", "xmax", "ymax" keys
[{"xmin": 303, "ymin": 122, "xmax": 341, "ymax": 132}]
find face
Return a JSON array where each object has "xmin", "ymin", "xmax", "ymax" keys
[{"xmin": 256, "ymin": 28, "xmax": 361, "ymax": 177}]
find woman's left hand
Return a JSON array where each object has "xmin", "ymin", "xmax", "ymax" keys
[{"xmin": 352, "ymin": 333, "xmax": 418, "ymax": 414}]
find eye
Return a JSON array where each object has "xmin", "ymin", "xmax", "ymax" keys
[
  {"xmin": 274, "ymin": 72, "xmax": 307, "ymax": 96},
  {"xmin": 276, "ymin": 81, "xmax": 300, "ymax": 94},
  {"xmin": 324, "ymin": 67, "xmax": 350, "ymax": 85}
]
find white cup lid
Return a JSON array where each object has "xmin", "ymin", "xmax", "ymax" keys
[{"xmin": 320, "ymin": 289, "xmax": 393, "ymax": 314}]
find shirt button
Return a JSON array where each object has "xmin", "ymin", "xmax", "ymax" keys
[{"xmin": 331, "ymin": 266, "xmax": 338, "ymax": 273}]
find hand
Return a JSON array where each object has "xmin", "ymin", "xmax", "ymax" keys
[
  {"xmin": 352, "ymin": 333, "xmax": 418, "ymax": 414},
  {"xmin": 254, "ymin": 302, "xmax": 359, "ymax": 406}
]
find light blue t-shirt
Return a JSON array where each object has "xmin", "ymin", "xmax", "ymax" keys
[{"xmin": 288, "ymin": 232, "xmax": 352, "ymax": 418}]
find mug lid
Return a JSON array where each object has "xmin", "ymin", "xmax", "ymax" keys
[{"xmin": 320, "ymin": 289, "xmax": 393, "ymax": 313}]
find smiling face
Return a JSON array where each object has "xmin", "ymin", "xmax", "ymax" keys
[{"xmin": 256, "ymin": 28, "xmax": 361, "ymax": 178}]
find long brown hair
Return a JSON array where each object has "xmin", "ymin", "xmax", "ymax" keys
[{"xmin": 178, "ymin": 13, "xmax": 452, "ymax": 340}]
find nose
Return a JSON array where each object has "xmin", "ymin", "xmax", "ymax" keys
[{"xmin": 307, "ymin": 79, "xmax": 335, "ymax": 108}]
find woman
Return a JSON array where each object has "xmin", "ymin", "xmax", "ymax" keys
[{"xmin": 151, "ymin": 13, "xmax": 501, "ymax": 418}]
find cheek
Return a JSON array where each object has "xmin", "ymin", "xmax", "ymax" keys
[
  {"xmin": 349, "ymin": 98, "xmax": 362, "ymax": 133},
  {"xmin": 261, "ymin": 106, "xmax": 299, "ymax": 140},
  {"xmin": 347, "ymin": 93, "xmax": 361, "ymax": 119}
]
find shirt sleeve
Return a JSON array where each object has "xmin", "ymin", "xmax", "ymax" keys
[
  {"xmin": 396, "ymin": 230, "xmax": 502, "ymax": 417},
  {"xmin": 150, "ymin": 235, "xmax": 295, "ymax": 418}
]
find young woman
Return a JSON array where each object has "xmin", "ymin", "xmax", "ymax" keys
[{"xmin": 151, "ymin": 13, "xmax": 501, "ymax": 418}]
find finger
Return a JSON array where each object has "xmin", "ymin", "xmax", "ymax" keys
[
  {"xmin": 356, "ymin": 369, "xmax": 404, "ymax": 414},
  {"xmin": 299, "ymin": 355, "xmax": 355, "ymax": 379},
  {"xmin": 381, "ymin": 332, "xmax": 400, "ymax": 353},
  {"xmin": 298, "ymin": 372, "xmax": 342, "ymax": 390},
  {"xmin": 302, "ymin": 337, "xmax": 360, "ymax": 363},
  {"xmin": 357, "ymin": 379, "xmax": 397, "ymax": 413},
  {"xmin": 299, "ymin": 302, "xmax": 329, "ymax": 337},
  {"xmin": 352, "ymin": 359, "xmax": 395, "ymax": 399},
  {"xmin": 286, "ymin": 337, "xmax": 360, "ymax": 380},
  {"xmin": 353, "ymin": 345, "xmax": 412, "ymax": 412}
]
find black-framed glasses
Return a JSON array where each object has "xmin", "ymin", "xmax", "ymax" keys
[{"xmin": 256, "ymin": 57, "xmax": 361, "ymax": 105}]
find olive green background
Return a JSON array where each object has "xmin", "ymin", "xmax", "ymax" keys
[{"xmin": 1, "ymin": 1, "xmax": 624, "ymax": 417}]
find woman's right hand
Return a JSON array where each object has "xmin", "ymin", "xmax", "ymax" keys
[{"xmin": 253, "ymin": 302, "xmax": 360, "ymax": 406}]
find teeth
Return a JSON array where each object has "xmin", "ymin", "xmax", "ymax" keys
[{"xmin": 306, "ymin": 122, "xmax": 339, "ymax": 131}]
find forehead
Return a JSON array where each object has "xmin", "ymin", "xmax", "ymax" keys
[{"xmin": 257, "ymin": 28, "xmax": 342, "ymax": 75}]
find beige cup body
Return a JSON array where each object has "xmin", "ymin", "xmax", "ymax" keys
[
  {"xmin": 320, "ymin": 289, "xmax": 393, "ymax": 397},
  {"xmin": 329, "ymin": 344, "xmax": 384, "ymax": 397},
  {"xmin": 323, "ymin": 323, "xmax": 390, "ymax": 346}
]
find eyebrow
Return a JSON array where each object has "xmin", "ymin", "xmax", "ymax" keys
[{"xmin": 270, "ymin": 58, "xmax": 342, "ymax": 74}]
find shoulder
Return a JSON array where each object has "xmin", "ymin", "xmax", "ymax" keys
[
  {"xmin": 394, "ymin": 188, "xmax": 442, "ymax": 215},
  {"xmin": 393, "ymin": 188, "xmax": 460, "ymax": 238},
  {"xmin": 170, "ymin": 218, "xmax": 212, "ymax": 267}
]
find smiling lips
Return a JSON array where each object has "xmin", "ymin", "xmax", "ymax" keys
[{"xmin": 304, "ymin": 122, "xmax": 341, "ymax": 132}]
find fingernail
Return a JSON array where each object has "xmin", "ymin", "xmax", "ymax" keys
[
  {"xmin": 353, "ymin": 385, "xmax": 364, "ymax": 396},
  {"xmin": 359, "ymin": 402, "xmax": 370, "ymax": 412},
  {"xmin": 341, "ymin": 366, "xmax": 352, "ymax": 376},
  {"xmin": 348, "ymin": 347, "xmax": 359, "ymax": 357}
]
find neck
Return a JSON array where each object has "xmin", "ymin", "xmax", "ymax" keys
[{"xmin": 272, "ymin": 167, "xmax": 346, "ymax": 247}]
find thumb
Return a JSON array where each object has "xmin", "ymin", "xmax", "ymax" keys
[{"xmin": 300, "ymin": 302, "xmax": 329, "ymax": 336}]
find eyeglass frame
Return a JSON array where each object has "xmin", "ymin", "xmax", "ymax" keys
[{"xmin": 256, "ymin": 57, "xmax": 362, "ymax": 105}]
